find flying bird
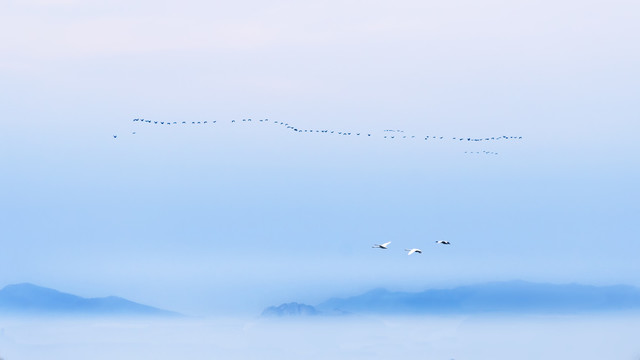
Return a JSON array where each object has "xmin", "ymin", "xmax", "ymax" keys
[
  {"xmin": 405, "ymin": 248, "xmax": 422, "ymax": 255},
  {"xmin": 372, "ymin": 242, "xmax": 391, "ymax": 249},
  {"xmin": 435, "ymin": 240, "xmax": 451, "ymax": 245}
]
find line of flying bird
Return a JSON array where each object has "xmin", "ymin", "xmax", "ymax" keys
[
  {"xmin": 465, "ymin": 151, "xmax": 499, "ymax": 155},
  {"xmin": 115, "ymin": 118, "xmax": 523, "ymax": 147},
  {"xmin": 372, "ymin": 240, "xmax": 451, "ymax": 255}
]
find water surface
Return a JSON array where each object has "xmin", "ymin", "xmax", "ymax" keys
[{"xmin": 1, "ymin": 314, "xmax": 638, "ymax": 360}]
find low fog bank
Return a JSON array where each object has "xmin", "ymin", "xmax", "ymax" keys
[{"xmin": 1, "ymin": 314, "xmax": 639, "ymax": 360}]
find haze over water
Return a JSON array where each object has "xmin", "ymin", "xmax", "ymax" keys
[{"xmin": 2, "ymin": 314, "xmax": 640, "ymax": 360}]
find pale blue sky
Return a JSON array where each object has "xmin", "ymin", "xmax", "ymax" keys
[{"xmin": 1, "ymin": 0, "xmax": 638, "ymax": 315}]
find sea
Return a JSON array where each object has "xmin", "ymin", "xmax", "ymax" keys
[{"xmin": 0, "ymin": 313, "xmax": 639, "ymax": 360}]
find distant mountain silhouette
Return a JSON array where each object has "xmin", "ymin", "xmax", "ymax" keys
[
  {"xmin": 0, "ymin": 283, "xmax": 180, "ymax": 316},
  {"xmin": 316, "ymin": 281, "xmax": 640, "ymax": 314},
  {"xmin": 261, "ymin": 281, "xmax": 640, "ymax": 316},
  {"xmin": 261, "ymin": 302, "xmax": 319, "ymax": 317}
]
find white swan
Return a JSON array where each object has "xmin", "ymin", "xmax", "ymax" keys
[
  {"xmin": 405, "ymin": 248, "xmax": 422, "ymax": 255},
  {"xmin": 435, "ymin": 240, "xmax": 451, "ymax": 245},
  {"xmin": 372, "ymin": 241, "xmax": 391, "ymax": 249}
]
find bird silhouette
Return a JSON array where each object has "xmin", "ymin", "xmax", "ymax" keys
[
  {"xmin": 405, "ymin": 248, "xmax": 422, "ymax": 255},
  {"xmin": 372, "ymin": 242, "xmax": 391, "ymax": 249}
]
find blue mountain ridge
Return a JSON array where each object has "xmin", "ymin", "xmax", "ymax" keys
[
  {"xmin": 263, "ymin": 281, "xmax": 640, "ymax": 316},
  {"xmin": 261, "ymin": 302, "xmax": 320, "ymax": 317},
  {"xmin": 0, "ymin": 283, "xmax": 180, "ymax": 316}
]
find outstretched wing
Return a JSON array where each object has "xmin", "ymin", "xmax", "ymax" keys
[{"xmin": 382, "ymin": 241, "xmax": 391, "ymax": 247}]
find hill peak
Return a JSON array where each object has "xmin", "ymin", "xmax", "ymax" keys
[
  {"xmin": 314, "ymin": 281, "xmax": 640, "ymax": 315},
  {"xmin": 0, "ymin": 283, "xmax": 179, "ymax": 317}
]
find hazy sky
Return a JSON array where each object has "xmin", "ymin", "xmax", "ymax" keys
[{"xmin": 1, "ymin": 0, "xmax": 639, "ymax": 315}]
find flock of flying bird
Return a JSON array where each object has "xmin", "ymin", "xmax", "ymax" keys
[
  {"xmin": 115, "ymin": 117, "xmax": 483, "ymax": 255},
  {"xmin": 112, "ymin": 117, "xmax": 503, "ymax": 257},
  {"xmin": 372, "ymin": 240, "xmax": 451, "ymax": 255},
  {"xmin": 113, "ymin": 117, "xmax": 523, "ymax": 155}
]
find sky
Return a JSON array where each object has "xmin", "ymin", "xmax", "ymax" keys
[{"xmin": 0, "ymin": 0, "xmax": 639, "ymax": 315}]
